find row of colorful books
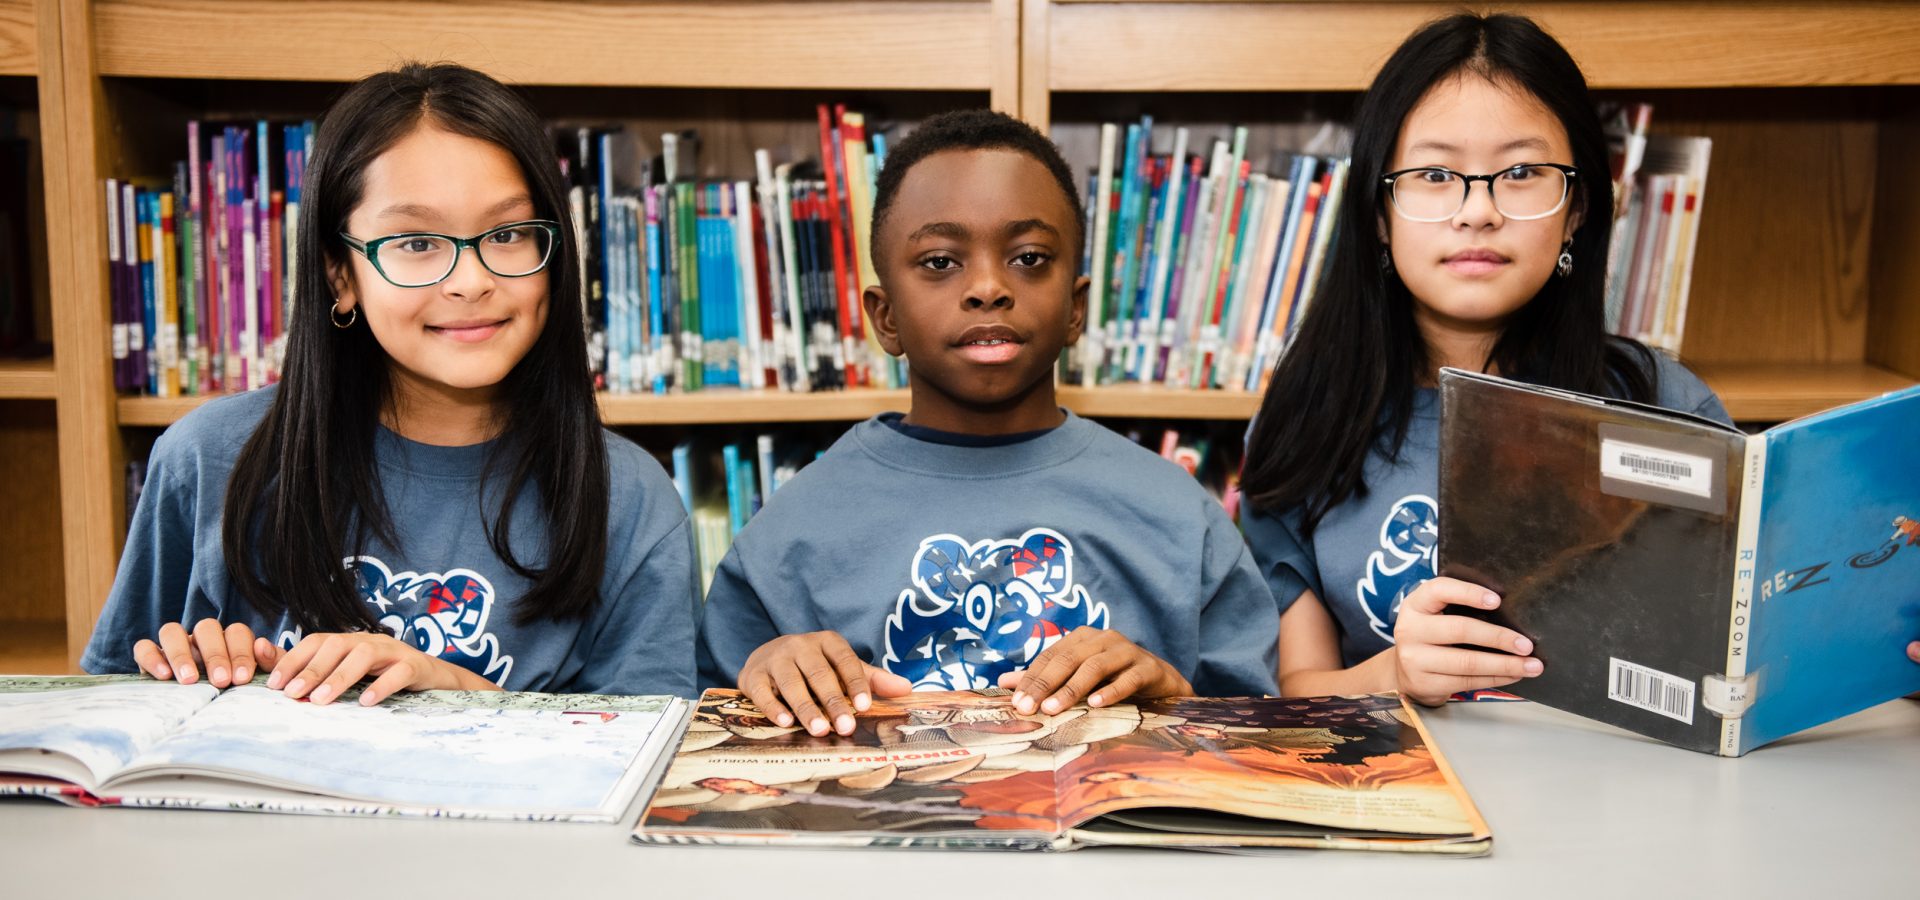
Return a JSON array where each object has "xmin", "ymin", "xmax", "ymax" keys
[
  {"xmin": 106, "ymin": 107, "xmax": 916, "ymax": 398},
  {"xmin": 1602, "ymin": 103, "xmax": 1711, "ymax": 353},
  {"xmin": 1063, "ymin": 118, "xmax": 1352, "ymax": 393},
  {"xmin": 106, "ymin": 122, "xmax": 313, "ymax": 396},
  {"xmin": 559, "ymin": 105, "xmax": 906, "ymax": 397}
]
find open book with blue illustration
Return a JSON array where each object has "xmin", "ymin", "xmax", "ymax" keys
[
  {"xmin": 1437, "ymin": 368, "xmax": 1920, "ymax": 756},
  {"xmin": 0, "ymin": 675, "xmax": 689, "ymax": 821}
]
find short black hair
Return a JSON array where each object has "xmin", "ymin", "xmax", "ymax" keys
[{"xmin": 870, "ymin": 109, "xmax": 1084, "ymax": 270}]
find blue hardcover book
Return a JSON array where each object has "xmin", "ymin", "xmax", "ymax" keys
[
  {"xmin": 722, "ymin": 444, "xmax": 745, "ymax": 536},
  {"xmin": 1437, "ymin": 368, "xmax": 1920, "ymax": 756},
  {"xmin": 670, "ymin": 442, "xmax": 695, "ymax": 516},
  {"xmin": 138, "ymin": 191, "xmax": 158, "ymax": 393}
]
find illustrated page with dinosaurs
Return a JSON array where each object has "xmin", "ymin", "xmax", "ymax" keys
[
  {"xmin": 634, "ymin": 689, "xmax": 1490, "ymax": 854},
  {"xmin": 0, "ymin": 675, "xmax": 687, "ymax": 822}
]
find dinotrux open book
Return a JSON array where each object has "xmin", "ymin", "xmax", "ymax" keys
[
  {"xmin": 0, "ymin": 676, "xmax": 689, "ymax": 821},
  {"xmin": 1437, "ymin": 367, "xmax": 1920, "ymax": 756},
  {"xmin": 632, "ymin": 689, "xmax": 1491, "ymax": 854}
]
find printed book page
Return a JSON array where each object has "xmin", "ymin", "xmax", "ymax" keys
[{"xmin": 636, "ymin": 689, "xmax": 1489, "ymax": 853}]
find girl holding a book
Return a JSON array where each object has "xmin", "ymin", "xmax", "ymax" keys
[{"xmin": 1240, "ymin": 13, "xmax": 1731, "ymax": 705}]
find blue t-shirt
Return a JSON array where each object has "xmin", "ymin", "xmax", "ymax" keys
[
  {"xmin": 698, "ymin": 411, "xmax": 1279, "ymax": 697},
  {"xmin": 1242, "ymin": 352, "xmax": 1733, "ymax": 668},
  {"xmin": 81, "ymin": 386, "xmax": 700, "ymax": 697}
]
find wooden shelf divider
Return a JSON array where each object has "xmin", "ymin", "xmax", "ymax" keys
[{"xmin": 0, "ymin": 357, "xmax": 57, "ymax": 398}]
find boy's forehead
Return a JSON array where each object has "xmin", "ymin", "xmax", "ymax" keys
[{"xmin": 890, "ymin": 148, "xmax": 1075, "ymax": 235}]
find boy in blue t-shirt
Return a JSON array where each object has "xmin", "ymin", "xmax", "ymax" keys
[{"xmin": 698, "ymin": 110, "xmax": 1278, "ymax": 737}]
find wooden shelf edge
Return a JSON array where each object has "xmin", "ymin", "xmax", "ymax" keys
[
  {"xmin": 92, "ymin": 0, "xmax": 999, "ymax": 91},
  {"xmin": 0, "ymin": 358, "xmax": 58, "ymax": 399},
  {"xmin": 110, "ymin": 363, "xmax": 1917, "ymax": 428},
  {"xmin": 1692, "ymin": 362, "xmax": 1917, "ymax": 423},
  {"xmin": 119, "ymin": 385, "xmax": 1258, "ymax": 425}
]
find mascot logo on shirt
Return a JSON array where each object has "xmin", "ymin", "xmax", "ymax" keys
[
  {"xmin": 1355, "ymin": 495, "xmax": 1438, "ymax": 644},
  {"xmin": 278, "ymin": 556, "xmax": 513, "ymax": 686},
  {"xmin": 881, "ymin": 528, "xmax": 1111, "ymax": 691}
]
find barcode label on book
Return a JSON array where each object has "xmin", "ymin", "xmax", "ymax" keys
[
  {"xmin": 1599, "ymin": 438, "xmax": 1713, "ymax": 499},
  {"xmin": 1607, "ymin": 658, "xmax": 1695, "ymax": 725}
]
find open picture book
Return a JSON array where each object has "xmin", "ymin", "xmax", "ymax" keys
[
  {"xmin": 633, "ymin": 689, "xmax": 1491, "ymax": 854},
  {"xmin": 1438, "ymin": 367, "xmax": 1920, "ymax": 756},
  {"xmin": 0, "ymin": 675, "xmax": 689, "ymax": 821}
]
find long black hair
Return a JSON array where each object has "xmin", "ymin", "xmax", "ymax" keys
[
  {"xmin": 222, "ymin": 62, "xmax": 609, "ymax": 631},
  {"xmin": 1242, "ymin": 13, "xmax": 1657, "ymax": 534}
]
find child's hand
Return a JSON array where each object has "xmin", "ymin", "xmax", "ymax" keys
[
  {"xmin": 132, "ymin": 619, "xmax": 280, "ymax": 688},
  {"xmin": 737, "ymin": 631, "xmax": 912, "ymax": 737},
  {"xmin": 1907, "ymin": 640, "xmax": 1918, "ymax": 665},
  {"xmin": 1392, "ymin": 577, "xmax": 1542, "ymax": 706},
  {"xmin": 995, "ymin": 627, "xmax": 1192, "ymax": 715},
  {"xmin": 267, "ymin": 632, "xmax": 490, "ymax": 707}
]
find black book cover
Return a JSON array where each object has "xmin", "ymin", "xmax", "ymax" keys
[{"xmin": 1437, "ymin": 369, "xmax": 1747, "ymax": 753}]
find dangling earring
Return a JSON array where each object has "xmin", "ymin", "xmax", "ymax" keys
[
  {"xmin": 1380, "ymin": 248, "xmax": 1393, "ymax": 271},
  {"xmin": 1555, "ymin": 241, "xmax": 1574, "ymax": 278},
  {"xmin": 330, "ymin": 299, "xmax": 358, "ymax": 329}
]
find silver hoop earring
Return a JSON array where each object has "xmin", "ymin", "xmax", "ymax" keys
[
  {"xmin": 330, "ymin": 300, "xmax": 358, "ymax": 329},
  {"xmin": 1380, "ymin": 249, "xmax": 1393, "ymax": 271},
  {"xmin": 1555, "ymin": 242, "xmax": 1574, "ymax": 278}
]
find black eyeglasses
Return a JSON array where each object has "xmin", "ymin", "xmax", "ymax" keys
[
  {"xmin": 1381, "ymin": 164, "xmax": 1578, "ymax": 222},
  {"xmin": 339, "ymin": 220, "xmax": 560, "ymax": 288}
]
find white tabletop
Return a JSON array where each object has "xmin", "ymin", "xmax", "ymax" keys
[{"xmin": 4, "ymin": 699, "xmax": 1916, "ymax": 899}]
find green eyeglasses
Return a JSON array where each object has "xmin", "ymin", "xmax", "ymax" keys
[{"xmin": 339, "ymin": 220, "xmax": 560, "ymax": 288}]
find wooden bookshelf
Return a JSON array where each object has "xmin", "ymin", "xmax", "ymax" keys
[
  {"xmin": 0, "ymin": 357, "xmax": 55, "ymax": 397},
  {"xmin": 1, "ymin": 0, "xmax": 77, "ymax": 675},
  {"xmin": 49, "ymin": 0, "xmax": 1023, "ymax": 669},
  {"xmin": 1031, "ymin": 1, "xmax": 1920, "ymax": 111},
  {"xmin": 1027, "ymin": 0, "xmax": 1920, "ymax": 420},
  {"xmin": 35, "ymin": 0, "xmax": 1920, "ymax": 674}
]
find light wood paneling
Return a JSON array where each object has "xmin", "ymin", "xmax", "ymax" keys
[
  {"xmin": 1667, "ymin": 106, "xmax": 1879, "ymax": 365},
  {"xmin": 1045, "ymin": 2, "xmax": 1920, "ymax": 95},
  {"xmin": 95, "ymin": 0, "xmax": 1005, "ymax": 91},
  {"xmin": 0, "ymin": 0, "xmax": 32, "ymax": 76}
]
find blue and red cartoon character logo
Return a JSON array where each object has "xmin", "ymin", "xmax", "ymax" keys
[
  {"xmin": 1356, "ymin": 494, "xmax": 1438, "ymax": 644},
  {"xmin": 881, "ymin": 528, "xmax": 1112, "ymax": 690},
  {"xmin": 282, "ymin": 556, "xmax": 514, "ymax": 684}
]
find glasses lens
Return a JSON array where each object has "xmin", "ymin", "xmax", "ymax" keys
[
  {"xmin": 476, "ymin": 224, "xmax": 555, "ymax": 277},
  {"xmin": 1391, "ymin": 169, "xmax": 1464, "ymax": 221},
  {"xmin": 1494, "ymin": 165, "xmax": 1570, "ymax": 219},
  {"xmin": 374, "ymin": 235, "xmax": 457, "ymax": 287}
]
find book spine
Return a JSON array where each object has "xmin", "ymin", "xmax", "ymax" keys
[
  {"xmin": 722, "ymin": 443, "xmax": 745, "ymax": 536},
  {"xmin": 105, "ymin": 180, "xmax": 128, "ymax": 391},
  {"xmin": 1719, "ymin": 433, "xmax": 1768, "ymax": 757},
  {"xmin": 1136, "ymin": 126, "xmax": 1188, "ymax": 383},
  {"xmin": 156, "ymin": 190, "xmax": 178, "ymax": 398},
  {"xmin": 1082, "ymin": 123, "xmax": 1118, "ymax": 387},
  {"xmin": 732, "ymin": 181, "xmax": 763, "ymax": 390},
  {"xmin": 756, "ymin": 433, "xmax": 777, "ymax": 498},
  {"xmin": 773, "ymin": 164, "xmax": 807, "ymax": 392}
]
